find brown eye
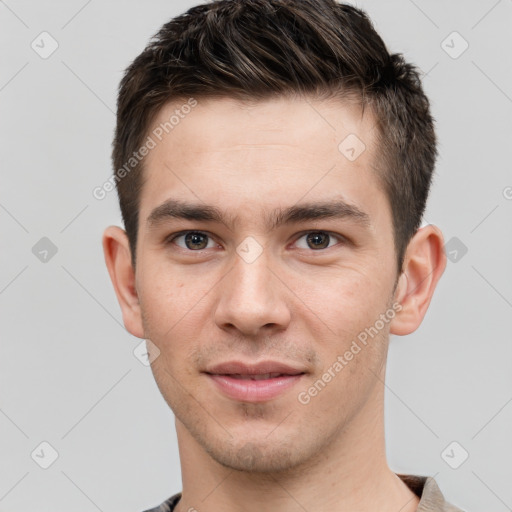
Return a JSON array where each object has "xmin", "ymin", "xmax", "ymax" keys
[
  {"xmin": 170, "ymin": 231, "xmax": 215, "ymax": 250},
  {"xmin": 306, "ymin": 232, "xmax": 330, "ymax": 249},
  {"xmin": 294, "ymin": 231, "xmax": 344, "ymax": 251}
]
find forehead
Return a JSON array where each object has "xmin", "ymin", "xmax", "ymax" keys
[
  {"xmin": 138, "ymin": 95, "xmax": 389, "ymax": 232},
  {"xmin": 146, "ymin": 94, "xmax": 377, "ymax": 158}
]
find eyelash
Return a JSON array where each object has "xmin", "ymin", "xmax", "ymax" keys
[{"xmin": 165, "ymin": 230, "xmax": 347, "ymax": 253}]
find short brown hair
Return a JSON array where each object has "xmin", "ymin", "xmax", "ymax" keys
[{"xmin": 112, "ymin": 0, "xmax": 437, "ymax": 273}]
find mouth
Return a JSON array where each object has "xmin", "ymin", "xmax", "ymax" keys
[
  {"xmin": 203, "ymin": 361, "xmax": 307, "ymax": 402},
  {"xmin": 212, "ymin": 372, "xmax": 302, "ymax": 380}
]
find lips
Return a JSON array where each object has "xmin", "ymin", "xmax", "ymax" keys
[
  {"xmin": 227, "ymin": 372, "xmax": 287, "ymax": 380},
  {"xmin": 204, "ymin": 360, "xmax": 307, "ymax": 402},
  {"xmin": 204, "ymin": 360, "xmax": 306, "ymax": 377}
]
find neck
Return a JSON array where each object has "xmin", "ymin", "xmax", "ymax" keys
[{"xmin": 174, "ymin": 372, "xmax": 419, "ymax": 512}]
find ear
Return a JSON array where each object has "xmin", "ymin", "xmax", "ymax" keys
[
  {"xmin": 390, "ymin": 224, "xmax": 447, "ymax": 336},
  {"xmin": 102, "ymin": 225, "xmax": 145, "ymax": 339}
]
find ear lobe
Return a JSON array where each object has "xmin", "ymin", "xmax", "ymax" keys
[
  {"xmin": 102, "ymin": 225, "xmax": 145, "ymax": 339},
  {"xmin": 389, "ymin": 224, "xmax": 447, "ymax": 336}
]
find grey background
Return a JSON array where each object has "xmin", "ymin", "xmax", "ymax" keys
[{"xmin": 1, "ymin": 0, "xmax": 511, "ymax": 510}]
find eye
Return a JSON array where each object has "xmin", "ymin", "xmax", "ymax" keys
[
  {"xmin": 294, "ymin": 231, "xmax": 345, "ymax": 250},
  {"xmin": 167, "ymin": 231, "xmax": 217, "ymax": 251},
  {"xmin": 165, "ymin": 230, "xmax": 346, "ymax": 253}
]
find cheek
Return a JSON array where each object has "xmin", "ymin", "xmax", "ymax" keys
[
  {"xmin": 137, "ymin": 257, "xmax": 207, "ymax": 334},
  {"xmin": 294, "ymin": 264, "xmax": 389, "ymax": 334},
  {"xmin": 138, "ymin": 263, "xmax": 213, "ymax": 361}
]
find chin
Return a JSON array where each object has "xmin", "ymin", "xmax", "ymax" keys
[
  {"xmin": 210, "ymin": 442, "xmax": 298, "ymax": 473},
  {"xmin": 197, "ymin": 429, "xmax": 315, "ymax": 474}
]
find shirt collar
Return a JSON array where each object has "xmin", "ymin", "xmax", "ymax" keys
[{"xmin": 397, "ymin": 474, "xmax": 463, "ymax": 511}]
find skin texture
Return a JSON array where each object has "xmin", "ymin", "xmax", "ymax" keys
[{"xmin": 103, "ymin": 95, "xmax": 446, "ymax": 512}]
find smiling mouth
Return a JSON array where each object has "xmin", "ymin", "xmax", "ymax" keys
[
  {"xmin": 205, "ymin": 372, "xmax": 306, "ymax": 402},
  {"xmin": 211, "ymin": 372, "xmax": 302, "ymax": 380}
]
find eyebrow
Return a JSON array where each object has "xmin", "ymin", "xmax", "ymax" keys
[{"xmin": 146, "ymin": 197, "xmax": 371, "ymax": 231}]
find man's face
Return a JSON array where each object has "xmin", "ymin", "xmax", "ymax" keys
[{"xmin": 135, "ymin": 95, "xmax": 399, "ymax": 472}]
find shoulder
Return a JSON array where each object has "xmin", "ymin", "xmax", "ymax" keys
[
  {"xmin": 141, "ymin": 491, "xmax": 182, "ymax": 512},
  {"xmin": 398, "ymin": 474, "xmax": 465, "ymax": 512}
]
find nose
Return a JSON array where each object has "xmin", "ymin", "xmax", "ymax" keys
[{"xmin": 214, "ymin": 248, "xmax": 291, "ymax": 338}]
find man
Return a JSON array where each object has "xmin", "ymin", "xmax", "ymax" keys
[{"xmin": 102, "ymin": 1, "xmax": 463, "ymax": 510}]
